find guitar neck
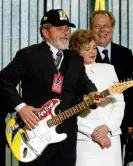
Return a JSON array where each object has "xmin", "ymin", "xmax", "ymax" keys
[{"xmin": 47, "ymin": 89, "xmax": 110, "ymax": 127}]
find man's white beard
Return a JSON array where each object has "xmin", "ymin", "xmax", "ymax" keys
[{"xmin": 52, "ymin": 38, "xmax": 69, "ymax": 50}]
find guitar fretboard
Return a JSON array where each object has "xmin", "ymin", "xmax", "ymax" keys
[{"xmin": 47, "ymin": 89, "xmax": 110, "ymax": 127}]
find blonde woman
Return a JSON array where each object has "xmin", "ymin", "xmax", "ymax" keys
[{"xmin": 69, "ymin": 29, "xmax": 125, "ymax": 166}]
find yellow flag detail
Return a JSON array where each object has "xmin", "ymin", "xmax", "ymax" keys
[{"xmin": 94, "ymin": 0, "xmax": 105, "ymax": 11}]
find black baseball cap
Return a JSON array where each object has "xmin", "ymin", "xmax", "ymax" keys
[{"xmin": 40, "ymin": 9, "xmax": 76, "ymax": 28}]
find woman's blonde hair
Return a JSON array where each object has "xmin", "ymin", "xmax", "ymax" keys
[{"xmin": 69, "ymin": 29, "xmax": 94, "ymax": 53}]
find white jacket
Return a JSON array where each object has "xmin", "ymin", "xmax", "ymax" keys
[{"xmin": 78, "ymin": 63, "xmax": 125, "ymax": 140}]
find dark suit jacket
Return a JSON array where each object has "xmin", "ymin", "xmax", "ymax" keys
[
  {"xmin": 0, "ymin": 41, "xmax": 97, "ymax": 146},
  {"xmin": 96, "ymin": 42, "xmax": 133, "ymax": 130}
]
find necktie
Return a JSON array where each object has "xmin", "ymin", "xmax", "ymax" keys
[
  {"xmin": 55, "ymin": 50, "xmax": 62, "ymax": 69},
  {"xmin": 102, "ymin": 49, "xmax": 110, "ymax": 64}
]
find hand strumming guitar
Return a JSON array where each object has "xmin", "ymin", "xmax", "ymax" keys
[{"xmin": 18, "ymin": 105, "xmax": 40, "ymax": 129}]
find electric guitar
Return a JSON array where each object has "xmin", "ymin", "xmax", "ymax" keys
[{"xmin": 6, "ymin": 80, "xmax": 133, "ymax": 163}]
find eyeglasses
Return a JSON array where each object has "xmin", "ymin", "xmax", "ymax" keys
[{"xmin": 93, "ymin": 24, "xmax": 112, "ymax": 30}]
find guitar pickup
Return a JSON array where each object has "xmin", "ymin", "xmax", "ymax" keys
[{"xmin": 21, "ymin": 132, "xmax": 30, "ymax": 142}]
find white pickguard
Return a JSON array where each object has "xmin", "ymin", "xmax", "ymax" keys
[{"xmin": 19, "ymin": 103, "xmax": 67, "ymax": 162}]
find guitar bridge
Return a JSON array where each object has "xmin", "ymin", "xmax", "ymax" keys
[{"xmin": 20, "ymin": 132, "xmax": 41, "ymax": 157}]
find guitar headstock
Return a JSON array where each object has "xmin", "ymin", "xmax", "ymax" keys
[{"xmin": 108, "ymin": 79, "xmax": 133, "ymax": 94}]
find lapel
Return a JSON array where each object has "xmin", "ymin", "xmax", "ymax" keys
[
  {"xmin": 85, "ymin": 63, "xmax": 110, "ymax": 91},
  {"xmin": 110, "ymin": 42, "xmax": 120, "ymax": 64},
  {"xmin": 85, "ymin": 63, "xmax": 103, "ymax": 91},
  {"xmin": 39, "ymin": 41, "xmax": 57, "ymax": 71},
  {"xmin": 96, "ymin": 48, "xmax": 102, "ymax": 62},
  {"xmin": 60, "ymin": 49, "xmax": 72, "ymax": 76},
  {"xmin": 38, "ymin": 41, "xmax": 58, "ymax": 83},
  {"xmin": 85, "ymin": 63, "xmax": 96, "ymax": 80}
]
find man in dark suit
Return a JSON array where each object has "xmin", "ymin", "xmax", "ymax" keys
[
  {"xmin": 0, "ymin": 9, "xmax": 105, "ymax": 166},
  {"xmin": 89, "ymin": 9, "xmax": 133, "ymax": 155}
]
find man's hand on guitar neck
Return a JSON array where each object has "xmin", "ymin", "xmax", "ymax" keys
[
  {"xmin": 89, "ymin": 91, "xmax": 105, "ymax": 104},
  {"xmin": 18, "ymin": 105, "xmax": 40, "ymax": 129}
]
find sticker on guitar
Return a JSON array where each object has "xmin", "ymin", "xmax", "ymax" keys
[{"xmin": 37, "ymin": 99, "xmax": 57, "ymax": 119}]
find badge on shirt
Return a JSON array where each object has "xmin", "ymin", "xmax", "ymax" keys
[{"xmin": 52, "ymin": 74, "xmax": 64, "ymax": 94}]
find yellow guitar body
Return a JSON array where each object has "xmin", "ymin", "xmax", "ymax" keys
[{"xmin": 6, "ymin": 117, "xmax": 24, "ymax": 161}]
